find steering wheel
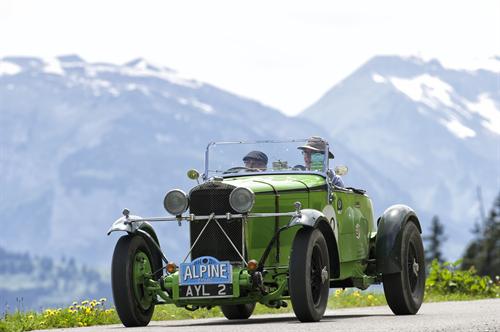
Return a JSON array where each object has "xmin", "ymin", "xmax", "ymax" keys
[{"xmin": 223, "ymin": 166, "xmax": 252, "ymax": 174}]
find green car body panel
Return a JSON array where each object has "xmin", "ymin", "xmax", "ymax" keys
[{"xmin": 224, "ymin": 174, "xmax": 374, "ymax": 278}]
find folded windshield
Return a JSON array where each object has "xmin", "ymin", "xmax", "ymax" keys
[{"xmin": 204, "ymin": 139, "xmax": 329, "ymax": 179}]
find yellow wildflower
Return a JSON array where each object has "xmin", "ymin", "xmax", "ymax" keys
[
  {"xmin": 352, "ymin": 291, "xmax": 361, "ymax": 297},
  {"xmin": 28, "ymin": 315, "xmax": 34, "ymax": 320},
  {"xmin": 44, "ymin": 309, "xmax": 56, "ymax": 317},
  {"xmin": 99, "ymin": 298, "xmax": 107, "ymax": 302},
  {"xmin": 335, "ymin": 289, "xmax": 343, "ymax": 297},
  {"xmin": 81, "ymin": 300, "xmax": 89, "ymax": 305}
]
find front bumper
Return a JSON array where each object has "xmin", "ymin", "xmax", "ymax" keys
[{"xmin": 107, "ymin": 207, "xmax": 319, "ymax": 237}]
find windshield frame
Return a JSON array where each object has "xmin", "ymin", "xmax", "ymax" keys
[{"xmin": 203, "ymin": 139, "xmax": 330, "ymax": 181}]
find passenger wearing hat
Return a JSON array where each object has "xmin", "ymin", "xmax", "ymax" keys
[
  {"xmin": 298, "ymin": 136, "xmax": 345, "ymax": 187},
  {"xmin": 243, "ymin": 151, "xmax": 268, "ymax": 171}
]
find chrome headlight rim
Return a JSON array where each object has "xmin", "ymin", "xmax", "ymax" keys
[
  {"xmin": 229, "ymin": 187, "xmax": 255, "ymax": 213},
  {"xmin": 163, "ymin": 189, "xmax": 189, "ymax": 216}
]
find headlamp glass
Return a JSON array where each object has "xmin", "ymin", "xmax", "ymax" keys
[
  {"xmin": 163, "ymin": 189, "xmax": 189, "ymax": 215},
  {"xmin": 229, "ymin": 187, "xmax": 255, "ymax": 213}
]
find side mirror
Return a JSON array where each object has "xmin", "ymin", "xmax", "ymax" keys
[
  {"xmin": 187, "ymin": 169, "xmax": 200, "ymax": 184},
  {"xmin": 334, "ymin": 165, "xmax": 348, "ymax": 176}
]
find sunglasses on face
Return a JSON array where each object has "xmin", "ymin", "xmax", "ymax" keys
[{"xmin": 302, "ymin": 151, "xmax": 323, "ymax": 157}]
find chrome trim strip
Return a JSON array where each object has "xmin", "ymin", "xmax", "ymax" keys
[{"xmin": 124, "ymin": 211, "xmax": 298, "ymax": 224}]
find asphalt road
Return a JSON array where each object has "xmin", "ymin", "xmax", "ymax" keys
[{"xmin": 38, "ymin": 299, "xmax": 500, "ymax": 332}]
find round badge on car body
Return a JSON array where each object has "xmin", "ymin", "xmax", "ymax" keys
[{"xmin": 337, "ymin": 198, "xmax": 343, "ymax": 211}]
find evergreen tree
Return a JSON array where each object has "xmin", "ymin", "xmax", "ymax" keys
[
  {"xmin": 462, "ymin": 191, "xmax": 500, "ymax": 278},
  {"xmin": 424, "ymin": 215, "xmax": 447, "ymax": 266}
]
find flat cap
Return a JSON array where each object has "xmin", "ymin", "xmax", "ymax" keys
[{"xmin": 243, "ymin": 150, "xmax": 268, "ymax": 164}]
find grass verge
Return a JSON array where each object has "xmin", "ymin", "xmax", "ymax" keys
[{"xmin": 2, "ymin": 260, "xmax": 499, "ymax": 331}]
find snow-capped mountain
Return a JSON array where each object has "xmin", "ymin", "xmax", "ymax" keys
[
  {"xmin": 1, "ymin": 54, "xmax": 497, "ymax": 272},
  {"xmin": 0, "ymin": 55, "xmax": 317, "ymax": 264},
  {"xmin": 2, "ymin": 55, "xmax": 410, "ymax": 270},
  {"xmin": 301, "ymin": 55, "xmax": 500, "ymax": 256}
]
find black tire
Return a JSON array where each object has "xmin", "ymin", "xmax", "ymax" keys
[
  {"xmin": 289, "ymin": 228, "xmax": 330, "ymax": 322},
  {"xmin": 112, "ymin": 234, "xmax": 160, "ymax": 327},
  {"xmin": 382, "ymin": 221, "xmax": 425, "ymax": 315},
  {"xmin": 220, "ymin": 303, "xmax": 256, "ymax": 319}
]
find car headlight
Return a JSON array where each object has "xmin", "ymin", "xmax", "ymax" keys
[
  {"xmin": 163, "ymin": 189, "xmax": 189, "ymax": 215},
  {"xmin": 229, "ymin": 187, "xmax": 255, "ymax": 213}
]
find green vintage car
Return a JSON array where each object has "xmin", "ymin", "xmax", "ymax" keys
[{"xmin": 107, "ymin": 139, "xmax": 425, "ymax": 325}]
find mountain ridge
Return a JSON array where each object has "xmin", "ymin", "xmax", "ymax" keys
[{"xmin": 301, "ymin": 54, "xmax": 499, "ymax": 256}]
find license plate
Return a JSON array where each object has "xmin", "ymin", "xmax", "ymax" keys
[
  {"xmin": 180, "ymin": 284, "xmax": 233, "ymax": 298},
  {"xmin": 179, "ymin": 256, "xmax": 232, "ymax": 285}
]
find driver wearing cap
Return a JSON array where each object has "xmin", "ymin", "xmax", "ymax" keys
[
  {"xmin": 243, "ymin": 151, "xmax": 268, "ymax": 171},
  {"xmin": 298, "ymin": 136, "xmax": 345, "ymax": 187}
]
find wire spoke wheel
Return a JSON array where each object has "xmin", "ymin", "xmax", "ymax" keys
[
  {"xmin": 407, "ymin": 243, "xmax": 419, "ymax": 293},
  {"xmin": 289, "ymin": 228, "xmax": 330, "ymax": 322},
  {"xmin": 310, "ymin": 245, "xmax": 324, "ymax": 305},
  {"xmin": 382, "ymin": 222, "xmax": 425, "ymax": 315}
]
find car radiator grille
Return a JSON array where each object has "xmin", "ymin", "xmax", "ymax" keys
[{"xmin": 189, "ymin": 181, "xmax": 244, "ymax": 263}]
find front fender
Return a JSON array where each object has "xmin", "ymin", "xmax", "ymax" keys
[
  {"xmin": 288, "ymin": 209, "xmax": 325, "ymax": 228},
  {"xmin": 107, "ymin": 214, "xmax": 149, "ymax": 235},
  {"xmin": 289, "ymin": 209, "xmax": 340, "ymax": 278},
  {"xmin": 375, "ymin": 204, "xmax": 421, "ymax": 274}
]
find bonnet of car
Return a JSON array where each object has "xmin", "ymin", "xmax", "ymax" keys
[{"xmin": 221, "ymin": 173, "xmax": 327, "ymax": 194}]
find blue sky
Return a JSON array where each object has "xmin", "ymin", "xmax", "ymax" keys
[{"xmin": 1, "ymin": 0, "xmax": 499, "ymax": 115}]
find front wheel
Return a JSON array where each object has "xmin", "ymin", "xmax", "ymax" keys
[
  {"xmin": 289, "ymin": 228, "xmax": 330, "ymax": 322},
  {"xmin": 111, "ymin": 235, "xmax": 159, "ymax": 327},
  {"xmin": 382, "ymin": 221, "xmax": 425, "ymax": 315},
  {"xmin": 220, "ymin": 303, "xmax": 256, "ymax": 319}
]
